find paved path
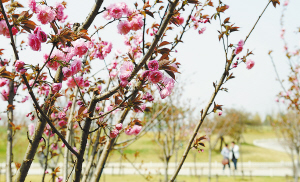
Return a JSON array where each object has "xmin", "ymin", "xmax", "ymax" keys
[{"xmin": 253, "ymin": 138, "xmax": 294, "ymax": 154}]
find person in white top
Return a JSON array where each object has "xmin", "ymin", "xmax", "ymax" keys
[
  {"xmin": 221, "ymin": 144, "xmax": 230, "ymax": 170},
  {"xmin": 229, "ymin": 141, "xmax": 239, "ymax": 170}
]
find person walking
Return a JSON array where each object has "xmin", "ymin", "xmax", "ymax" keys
[
  {"xmin": 221, "ymin": 143, "xmax": 230, "ymax": 171},
  {"xmin": 229, "ymin": 141, "xmax": 240, "ymax": 171}
]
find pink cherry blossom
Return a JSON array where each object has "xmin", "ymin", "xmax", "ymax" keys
[
  {"xmin": 246, "ymin": 59, "xmax": 255, "ymax": 70},
  {"xmin": 0, "ymin": 78, "xmax": 8, "ymax": 87},
  {"xmin": 175, "ymin": 16, "xmax": 184, "ymax": 25},
  {"xmin": 198, "ymin": 27, "xmax": 206, "ymax": 34},
  {"xmin": 131, "ymin": 125, "xmax": 142, "ymax": 135},
  {"xmin": 284, "ymin": 0, "xmax": 289, "ymax": 6},
  {"xmin": 28, "ymin": 0, "xmax": 37, "ymax": 13},
  {"xmin": 66, "ymin": 76, "xmax": 84, "ymax": 88},
  {"xmin": 125, "ymin": 127, "xmax": 133, "ymax": 135},
  {"xmin": 149, "ymin": 71, "xmax": 163, "ymax": 84},
  {"xmin": 28, "ymin": 123, "xmax": 35, "ymax": 136},
  {"xmin": 141, "ymin": 70, "xmax": 150, "ymax": 80},
  {"xmin": 36, "ymin": 5, "xmax": 56, "ymax": 24},
  {"xmin": 119, "ymin": 61, "xmax": 134, "ymax": 81},
  {"xmin": 110, "ymin": 129, "xmax": 119, "ymax": 138},
  {"xmin": 157, "ymin": 76, "xmax": 175, "ymax": 99},
  {"xmin": 58, "ymin": 120, "xmax": 67, "ymax": 127},
  {"xmin": 56, "ymin": 176, "xmax": 63, "ymax": 182},
  {"xmin": 51, "ymin": 143, "xmax": 58, "ymax": 150},
  {"xmin": 28, "ymin": 34, "xmax": 41, "ymax": 51},
  {"xmin": 148, "ymin": 60, "xmax": 159, "ymax": 71},
  {"xmin": 234, "ymin": 40, "xmax": 244, "ymax": 55},
  {"xmin": 110, "ymin": 70, "xmax": 118, "ymax": 78},
  {"xmin": 70, "ymin": 59, "xmax": 82, "ymax": 75},
  {"xmin": 52, "ymin": 83, "xmax": 62, "ymax": 93},
  {"xmin": 44, "ymin": 50, "xmax": 66, "ymax": 70},
  {"xmin": 58, "ymin": 112, "xmax": 66, "ymax": 119},
  {"xmin": 116, "ymin": 123, "xmax": 123, "ymax": 130},
  {"xmin": 130, "ymin": 14, "xmax": 144, "ymax": 31},
  {"xmin": 55, "ymin": 2, "xmax": 67, "ymax": 22},
  {"xmin": 62, "ymin": 67, "xmax": 72, "ymax": 78},
  {"xmin": 15, "ymin": 60, "xmax": 25, "ymax": 73},
  {"xmin": 117, "ymin": 20, "xmax": 131, "ymax": 35},
  {"xmin": 37, "ymin": 84, "xmax": 50, "ymax": 96},
  {"xmin": 72, "ymin": 39, "xmax": 88, "ymax": 57},
  {"xmin": 218, "ymin": 111, "xmax": 222, "ymax": 116}
]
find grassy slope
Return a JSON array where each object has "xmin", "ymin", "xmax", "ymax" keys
[{"xmin": 0, "ymin": 126, "xmax": 291, "ymax": 164}]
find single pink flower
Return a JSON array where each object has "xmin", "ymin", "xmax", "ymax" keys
[
  {"xmin": 148, "ymin": 60, "xmax": 159, "ymax": 71},
  {"xmin": 174, "ymin": 16, "xmax": 184, "ymax": 25},
  {"xmin": 130, "ymin": 14, "xmax": 144, "ymax": 31},
  {"xmin": 131, "ymin": 125, "xmax": 142, "ymax": 135},
  {"xmin": 51, "ymin": 143, "xmax": 58, "ymax": 150},
  {"xmin": 0, "ymin": 78, "xmax": 8, "ymax": 87},
  {"xmin": 284, "ymin": 0, "xmax": 289, "ymax": 6},
  {"xmin": 125, "ymin": 127, "xmax": 133, "ymax": 135},
  {"xmin": 149, "ymin": 71, "xmax": 163, "ymax": 84},
  {"xmin": 198, "ymin": 27, "xmax": 206, "ymax": 34},
  {"xmin": 218, "ymin": 111, "xmax": 222, "ymax": 116},
  {"xmin": 34, "ymin": 27, "xmax": 47, "ymax": 43},
  {"xmin": 119, "ymin": 61, "xmax": 134, "ymax": 81},
  {"xmin": 56, "ymin": 176, "xmax": 63, "ymax": 182},
  {"xmin": 157, "ymin": 76, "xmax": 175, "ymax": 99},
  {"xmin": 246, "ymin": 59, "xmax": 255, "ymax": 70},
  {"xmin": 110, "ymin": 129, "xmax": 119, "ymax": 138},
  {"xmin": 58, "ymin": 120, "xmax": 67, "ymax": 127},
  {"xmin": 28, "ymin": 0, "xmax": 37, "ymax": 13},
  {"xmin": 62, "ymin": 67, "xmax": 72, "ymax": 78},
  {"xmin": 117, "ymin": 20, "xmax": 131, "ymax": 35},
  {"xmin": 36, "ymin": 5, "xmax": 56, "ymax": 24},
  {"xmin": 28, "ymin": 34, "xmax": 41, "ymax": 51},
  {"xmin": 70, "ymin": 59, "xmax": 82, "ymax": 75},
  {"xmin": 66, "ymin": 76, "xmax": 84, "ymax": 88},
  {"xmin": 58, "ymin": 112, "xmax": 66, "ymax": 119},
  {"xmin": 52, "ymin": 83, "xmax": 62, "ymax": 93},
  {"xmin": 72, "ymin": 39, "xmax": 88, "ymax": 57},
  {"xmin": 116, "ymin": 123, "xmax": 123, "ymax": 130},
  {"xmin": 15, "ymin": 60, "xmax": 25, "ymax": 73}
]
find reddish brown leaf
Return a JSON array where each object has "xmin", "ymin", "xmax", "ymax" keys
[
  {"xmin": 271, "ymin": 0, "xmax": 280, "ymax": 7},
  {"xmin": 158, "ymin": 41, "xmax": 170, "ymax": 47},
  {"xmin": 15, "ymin": 162, "xmax": 21, "ymax": 170}
]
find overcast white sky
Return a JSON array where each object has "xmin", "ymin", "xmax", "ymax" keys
[{"xmin": 0, "ymin": 0, "xmax": 299, "ymax": 121}]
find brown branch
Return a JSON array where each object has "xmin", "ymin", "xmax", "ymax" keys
[
  {"xmin": 169, "ymin": 1, "xmax": 272, "ymax": 180},
  {"xmin": 32, "ymin": 45, "xmax": 56, "ymax": 88},
  {"xmin": 244, "ymin": 0, "xmax": 271, "ymax": 44},
  {"xmin": 78, "ymin": 0, "xmax": 104, "ymax": 31}
]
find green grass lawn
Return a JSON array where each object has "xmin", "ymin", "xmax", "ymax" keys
[
  {"xmin": 0, "ymin": 126, "xmax": 291, "ymax": 164},
  {"xmin": 109, "ymin": 126, "xmax": 291, "ymax": 163},
  {"xmin": 0, "ymin": 174, "xmax": 289, "ymax": 182}
]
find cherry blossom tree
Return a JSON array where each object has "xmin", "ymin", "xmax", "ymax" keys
[
  {"xmin": 269, "ymin": 1, "xmax": 300, "ymax": 181},
  {"xmin": 0, "ymin": 0, "xmax": 280, "ymax": 182}
]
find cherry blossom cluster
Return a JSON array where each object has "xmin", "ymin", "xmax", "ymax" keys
[{"xmin": 103, "ymin": 2, "xmax": 143, "ymax": 35}]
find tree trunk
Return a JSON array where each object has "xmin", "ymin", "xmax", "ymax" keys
[
  {"xmin": 208, "ymin": 140, "xmax": 212, "ymax": 182},
  {"xmin": 6, "ymin": 77, "xmax": 14, "ymax": 182},
  {"xmin": 295, "ymin": 150, "xmax": 299, "ymax": 182},
  {"xmin": 165, "ymin": 158, "xmax": 170, "ymax": 182},
  {"xmin": 15, "ymin": 67, "xmax": 63, "ymax": 182},
  {"xmin": 62, "ymin": 87, "xmax": 79, "ymax": 181},
  {"xmin": 219, "ymin": 136, "xmax": 224, "ymax": 152}
]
